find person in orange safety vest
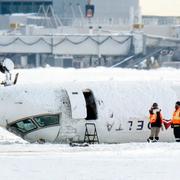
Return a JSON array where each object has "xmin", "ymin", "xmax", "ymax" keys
[
  {"xmin": 147, "ymin": 103, "xmax": 163, "ymax": 142},
  {"xmin": 171, "ymin": 101, "xmax": 180, "ymax": 142}
]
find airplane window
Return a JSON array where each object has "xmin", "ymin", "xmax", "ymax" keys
[
  {"xmin": 10, "ymin": 119, "xmax": 37, "ymax": 133},
  {"xmin": 34, "ymin": 114, "xmax": 59, "ymax": 127}
]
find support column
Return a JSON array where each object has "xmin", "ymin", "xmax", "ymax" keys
[
  {"xmin": 20, "ymin": 55, "xmax": 28, "ymax": 68},
  {"xmin": 35, "ymin": 54, "xmax": 41, "ymax": 67},
  {"xmin": 133, "ymin": 32, "xmax": 144, "ymax": 55},
  {"xmin": 143, "ymin": 34, "xmax": 147, "ymax": 55},
  {"xmin": 129, "ymin": 6, "xmax": 134, "ymax": 30}
]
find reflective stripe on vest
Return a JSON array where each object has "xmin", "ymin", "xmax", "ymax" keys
[
  {"xmin": 150, "ymin": 113, "xmax": 163, "ymax": 123},
  {"xmin": 150, "ymin": 114, "xmax": 156, "ymax": 123},
  {"xmin": 172, "ymin": 108, "xmax": 180, "ymax": 125}
]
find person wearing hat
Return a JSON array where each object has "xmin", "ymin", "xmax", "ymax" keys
[
  {"xmin": 171, "ymin": 101, "xmax": 180, "ymax": 142},
  {"xmin": 147, "ymin": 103, "xmax": 163, "ymax": 142}
]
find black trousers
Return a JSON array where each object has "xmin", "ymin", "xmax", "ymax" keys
[{"xmin": 173, "ymin": 126, "xmax": 180, "ymax": 142}]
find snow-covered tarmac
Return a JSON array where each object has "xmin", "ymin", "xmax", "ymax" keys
[
  {"xmin": 1, "ymin": 127, "xmax": 179, "ymax": 180},
  {"xmin": 0, "ymin": 141, "xmax": 180, "ymax": 180}
]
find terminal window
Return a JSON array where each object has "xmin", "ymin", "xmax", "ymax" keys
[{"xmin": 0, "ymin": 1, "xmax": 53, "ymax": 14}]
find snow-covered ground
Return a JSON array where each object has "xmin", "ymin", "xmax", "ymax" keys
[
  {"xmin": 0, "ymin": 141, "xmax": 180, "ymax": 180},
  {"xmin": 0, "ymin": 67, "xmax": 180, "ymax": 180},
  {"xmin": 13, "ymin": 67, "xmax": 180, "ymax": 84}
]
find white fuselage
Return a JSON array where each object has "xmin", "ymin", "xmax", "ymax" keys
[{"xmin": 0, "ymin": 72, "xmax": 179, "ymax": 143}]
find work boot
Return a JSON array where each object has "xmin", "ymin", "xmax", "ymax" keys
[
  {"xmin": 153, "ymin": 137, "xmax": 159, "ymax": 142},
  {"xmin": 175, "ymin": 138, "xmax": 180, "ymax": 142},
  {"xmin": 147, "ymin": 137, "xmax": 153, "ymax": 143}
]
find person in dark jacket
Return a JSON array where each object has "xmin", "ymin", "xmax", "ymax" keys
[
  {"xmin": 147, "ymin": 103, "xmax": 163, "ymax": 142},
  {"xmin": 171, "ymin": 101, "xmax": 180, "ymax": 142}
]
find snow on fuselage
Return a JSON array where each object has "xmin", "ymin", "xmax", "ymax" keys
[{"xmin": 0, "ymin": 68, "xmax": 179, "ymax": 143}]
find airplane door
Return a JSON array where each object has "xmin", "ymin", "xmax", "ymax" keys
[{"xmin": 66, "ymin": 87, "xmax": 87, "ymax": 119}]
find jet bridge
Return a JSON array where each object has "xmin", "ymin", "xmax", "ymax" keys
[
  {"xmin": 0, "ymin": 34, "xmax": 133, "ymax": 56},
  {"xmin": 0, "ymin": 32, "xmax": 179, "ymax": 68}
]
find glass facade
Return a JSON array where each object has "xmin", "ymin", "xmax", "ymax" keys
[{"xmin": 0, "ymin": 0, "xmax": 53, "ymax": 14}]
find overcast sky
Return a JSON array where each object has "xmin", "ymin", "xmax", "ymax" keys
[{"xmin": 140, "ymin": 0, "xmax": 180, "ymax": 16}]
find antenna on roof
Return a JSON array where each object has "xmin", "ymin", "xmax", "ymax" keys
[{"xmin": 32, "ymin": 5, "xmax": 63, "ymax": 28}]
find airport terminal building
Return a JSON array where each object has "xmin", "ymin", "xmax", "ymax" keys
[
  {"xmin": 54, "ymin": 0, "xmax": 139, "ymax": 21},
  {"xmin": 2, "ymin": 0, "xmax": 178, "ymax": 69},
  {"xmin": 0, "ymin": 0, "xmax": 139, "ymax": 19}
]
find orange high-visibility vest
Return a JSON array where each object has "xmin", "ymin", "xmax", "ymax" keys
[
  {"xmin": 150, "ymin": 113, "xmax": 163, "ymax": 124},
  {"xmin": 172, "ymin": 108, "xmax": 180, "ymax": 125}
]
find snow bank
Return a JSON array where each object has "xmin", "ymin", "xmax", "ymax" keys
[
  {"xmin": 13, "ymin": 67, "xmax": 180, "ymax": 84},
  {"xmin": 0, "ymin": 127, "xmax": 27, "ymax": 144}
]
